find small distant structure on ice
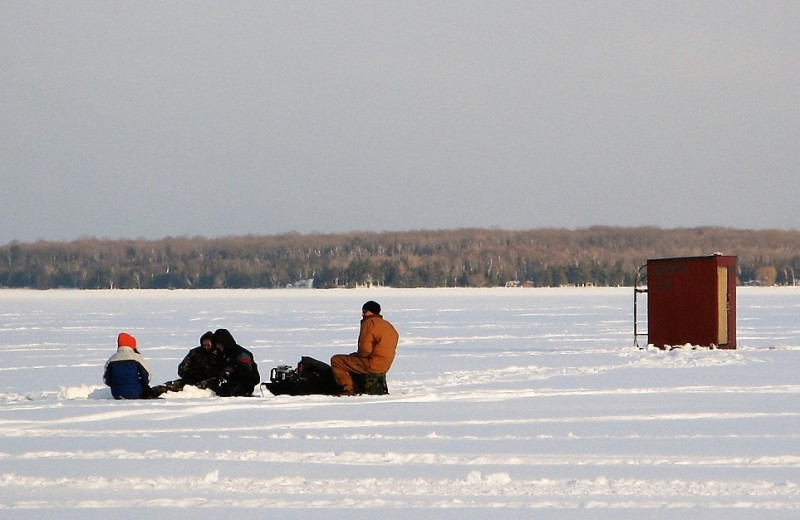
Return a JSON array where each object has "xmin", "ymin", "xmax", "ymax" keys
[
  {"xmin": 288, "ymin": 278, "xmax": 314, "ymax": 289},
  {"xmin": 635, "ymin": 254, "xmax": 737, "ymax": 350}
]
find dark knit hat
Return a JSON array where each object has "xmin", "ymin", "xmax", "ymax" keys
[
  {"xmin": 200, "ymin": 331, "xmax": 214, "ymax": 344},
  {"xmin": 212, "ymin": 328, "xmax": 236, "ymax": 350},
  {"xmin": 362, "ymin": 301, "xmax": 381, "ymax": 315}
]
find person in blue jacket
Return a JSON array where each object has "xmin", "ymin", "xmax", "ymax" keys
[{"xmin": 103, "ymin": 332, "xmax": 152, "ymax": 399}]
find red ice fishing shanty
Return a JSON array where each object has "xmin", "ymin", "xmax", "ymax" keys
[{"xmin": 635, "ymin": 254, "xmax": 737, "ymax": 350}]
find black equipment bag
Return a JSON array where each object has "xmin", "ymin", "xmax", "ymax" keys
[{"xmin": 262, "ymin": 356, "xmax": 339, "ymax": 396}]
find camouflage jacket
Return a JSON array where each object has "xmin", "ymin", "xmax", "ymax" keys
[{"xmin": 177, "ymin": 346, "xmax": 221, "ymax": 385}]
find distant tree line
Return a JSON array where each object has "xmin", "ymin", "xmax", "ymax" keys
[{"xmin": 1, "ymin": 227, "xmax": 799, "ymax": 289}]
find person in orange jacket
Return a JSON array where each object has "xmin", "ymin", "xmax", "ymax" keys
[{"xmin": 330, "ymin": 301, "xmax": 399, "ymax": 395}]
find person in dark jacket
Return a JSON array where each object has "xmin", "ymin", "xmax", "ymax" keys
[
  {"xmin": 212, "ymin": 328, "xmax": 260, "ymax": 397},
  {"xmin": 103, "ymin": 332, "xmax": 152, "ymax": 399},
  {"xmin": 176, "ymin": 331, "xmax": 221, "ymax": 389}
]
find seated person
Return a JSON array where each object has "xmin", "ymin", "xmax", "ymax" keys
[
  {"xmin": 103, "ymin": 332, "xmax": 152, "ymax": 399},
  {"xmin": 175, "ymin": 331, "xmax": 221, "ymax": 390},
  {"xmin": 330, "ymin": 301, "xmax": 398, "ymax": 395}
]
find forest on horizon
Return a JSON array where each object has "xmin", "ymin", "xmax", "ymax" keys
[{"xmin": 2, "ymin": 226, "xmax": 799, "ymax": 289}]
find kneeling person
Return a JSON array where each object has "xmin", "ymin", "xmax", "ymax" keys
[{"xmin": 213, "ymin": 328, "xmax": 260, "ymax": 397}]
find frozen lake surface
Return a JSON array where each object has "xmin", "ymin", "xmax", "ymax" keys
[{"xmin": 1, "ymin": 287, "xmax": 799, "ymax": 519}]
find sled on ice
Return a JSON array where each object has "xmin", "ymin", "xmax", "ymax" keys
[{"xmin": 262, "ymin": 356, "xmax": 389, "ymax": 396}]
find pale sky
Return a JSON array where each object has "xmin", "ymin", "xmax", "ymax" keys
[{"xmin": 2, "ymin": 1, "xmax": 799, "ymax": 245}]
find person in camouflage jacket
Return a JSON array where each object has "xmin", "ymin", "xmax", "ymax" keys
[{"xmin": 177, "ymin": 331, "xmax": 221, "ymax": 389}]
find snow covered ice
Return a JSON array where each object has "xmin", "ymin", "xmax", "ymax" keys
[{"xmin": 1, "ymin": 287, "xmax": 798, "ymax": 519}]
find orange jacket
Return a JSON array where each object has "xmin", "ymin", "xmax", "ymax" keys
[{"xmin": 356, "ymin": 314, "xmax": 399, "ymax": 373}]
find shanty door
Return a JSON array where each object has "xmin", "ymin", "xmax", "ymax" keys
[{"xmin": 717, "ymin": 266, "xmax": 729, "ymax": 345}]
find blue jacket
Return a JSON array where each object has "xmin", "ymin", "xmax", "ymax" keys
[{"xmin": 103, "ymin": 346, "xmax": 152, "ymax": 399}]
